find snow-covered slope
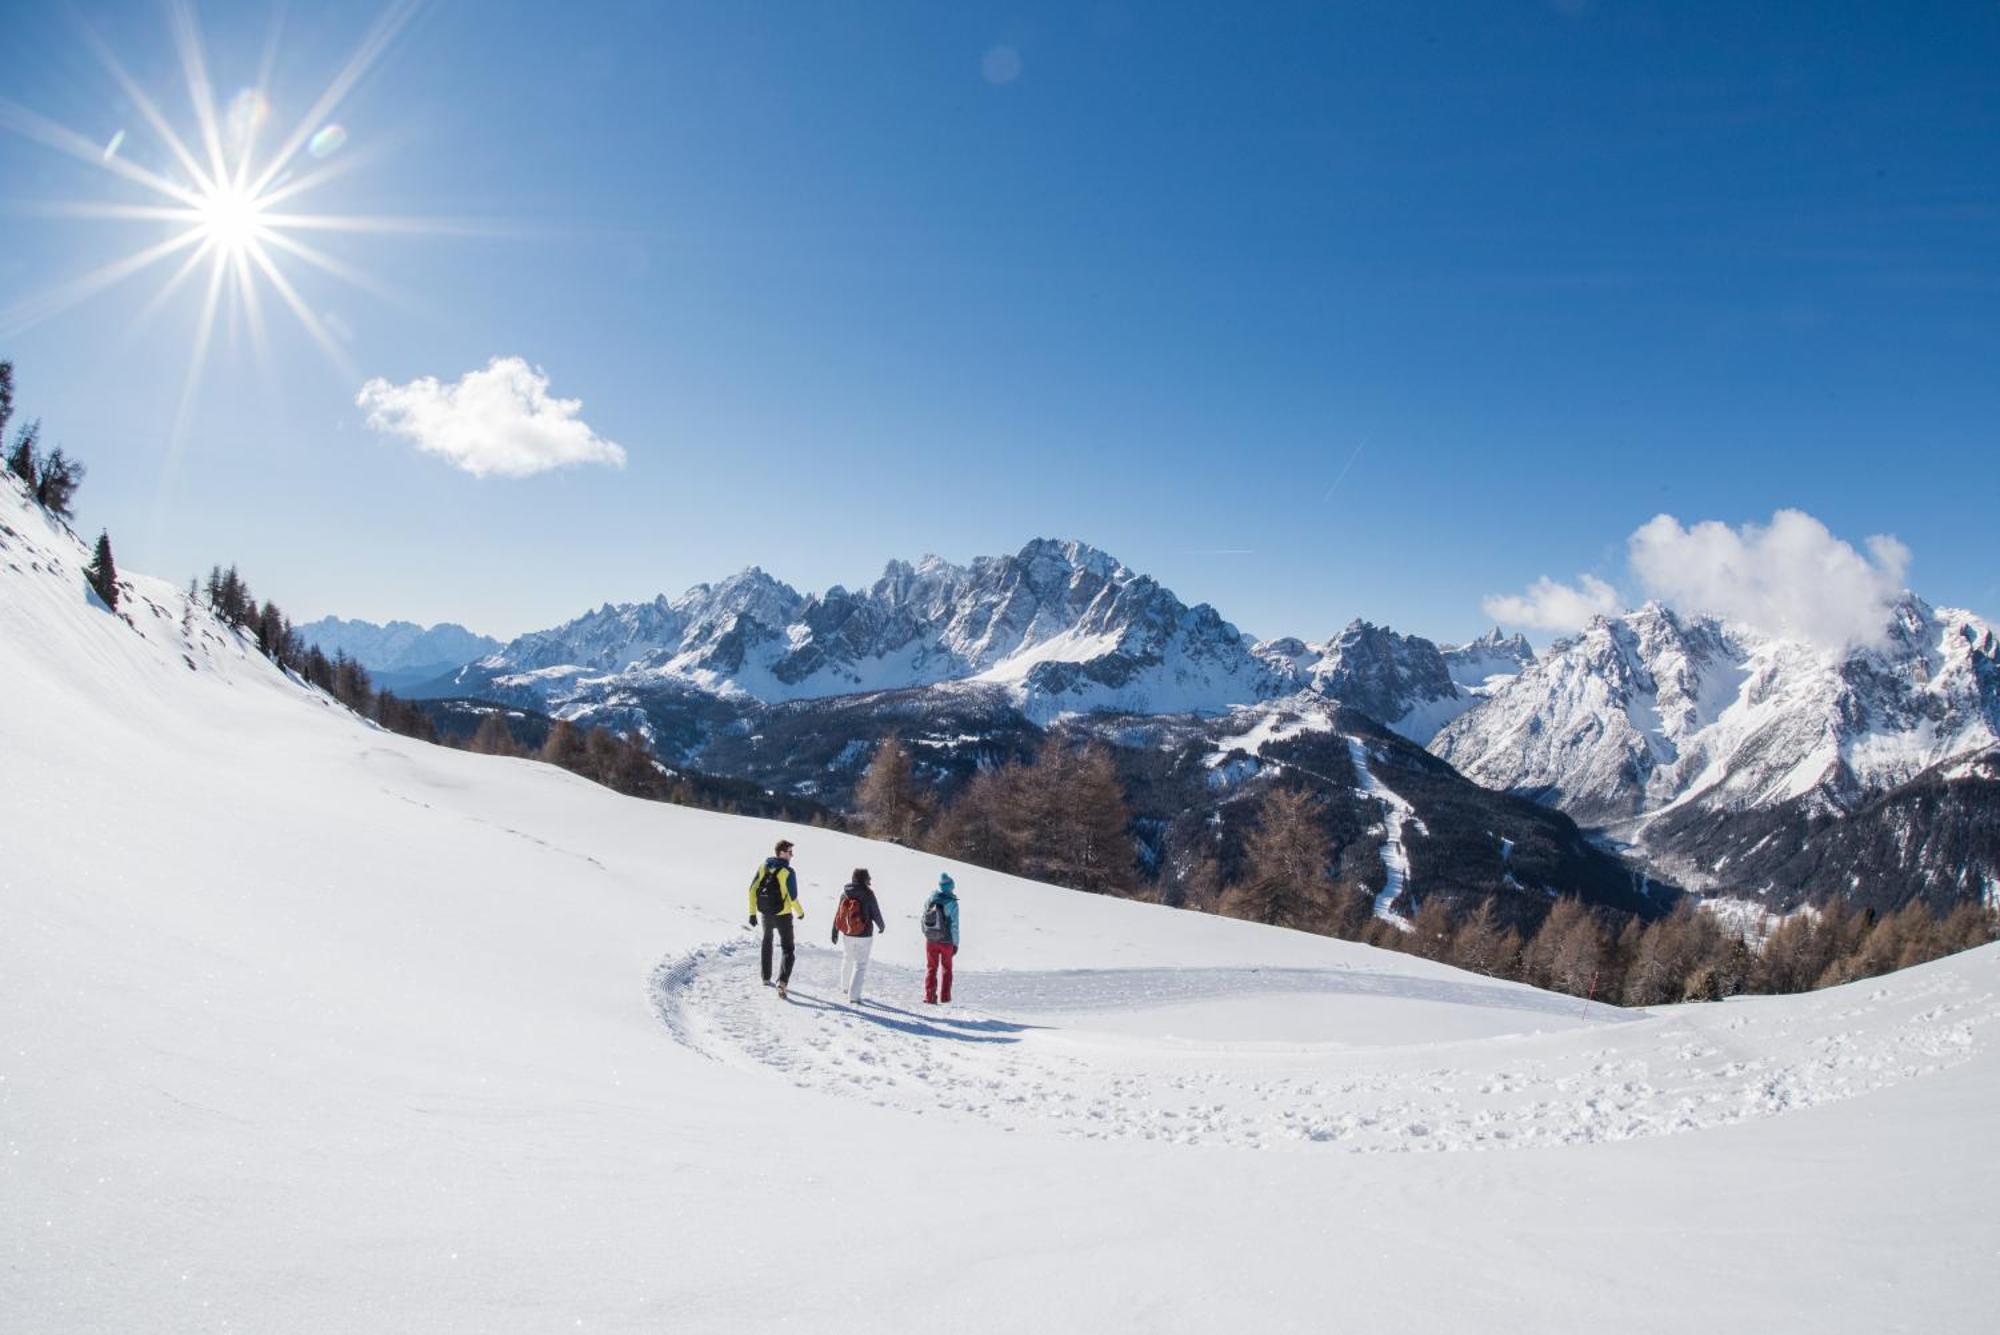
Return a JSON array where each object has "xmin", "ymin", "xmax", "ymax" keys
[
  {"xmin": 1442, "ymin": 625, "xmax": 1536, "ymax": 694},
  {"xmin": 7, "ymin": 475, "xmax": 2000, "ymax": 1332}
]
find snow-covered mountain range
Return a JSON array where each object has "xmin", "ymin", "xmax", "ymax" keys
[
  {"xmin": 1431, "ymin": 599, "xmax": 2000, "ymax": 904},
  {"xmin": 1253, "ymin": 622, "xmax": 1533, "ymax": 742},
  {"xmin": 453, "ymin": 540, "xmax": 1281, "ymax": 720},
  {"xmin": 334, "ymin": 534, "xmax": 1997, "ymax": 910},
  {"xmin": 297, "ymin": 615, "xmax": 499, "ymax": 676},
  {"xmin": 1433, "ymin": 599, "xmax": 2000, "ymax": 824},
  {"xmin": 446, "ymin": 539, "xmax": 1529, "ymax": 736}
]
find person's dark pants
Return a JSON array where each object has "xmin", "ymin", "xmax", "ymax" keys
[
  {"xmin": 925, "ymin": 941, "xmax": 956, "ymax": 1003},
  {"xmin": 760, "ymin": 912, "xmax": 796, "ymax": 985}
]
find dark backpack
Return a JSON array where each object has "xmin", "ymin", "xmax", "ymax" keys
[
  {"xmin": 755, "ymin": 865, "xmax": 786, "ymax": 914},
  {"xmin": 921, "ymin": 898, "xmax": 952, "ymax": 943},
  {"xmin": 834, "ymin": 891, "xmax": 868, "ymax": 937}
]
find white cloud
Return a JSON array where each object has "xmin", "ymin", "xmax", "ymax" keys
[
  {"xmin": 356, "ymin": 357, "xmax": 627, "ymax": 479},
  {"xmin": 1627, "ymin": 509, "xmax": 1910, "ymax": 650},
  {"xmin": 1480, "ymin": 509, "xmax": 1913, "ymax": 649},
  {"xmin": 1481, "ymin": 574, "xmax": 1621, "ymax": 632}
]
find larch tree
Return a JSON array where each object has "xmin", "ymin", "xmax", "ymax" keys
[
  {"xmin": 1031, "ymin": 739, "xmax": 1132, "ymax": 894},
  {"xmin": 1220, "ymin": 785, "xmax": 1336, "ymax": 931},
  {"xmin": 856, "ymin": 734, "xmax": 929, "ymax": 845},
  {"xmin": 1450, "ymin": 898, "xmax": 1522, "ymax": 978},
  {"xmin": 469, "ymin": 713, "xmax": 522, "ymax": 757}
]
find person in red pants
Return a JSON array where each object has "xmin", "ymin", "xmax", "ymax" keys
[{"xmin": 921, "ymin": 872, "xmax": 960, "ymax": 1004}]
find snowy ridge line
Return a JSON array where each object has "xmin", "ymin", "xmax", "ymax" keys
[{"xmin": 645, "ymin": 942, "xmax": 2000, "ymax": 1153}]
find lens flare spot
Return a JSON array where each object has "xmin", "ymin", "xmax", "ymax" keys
[
  {"xmin": 101, "ymin": 129, "xmax": 126, "ymax": 161},
  {"xmin": 308, "ymin": 124, "xmax": 348, "ymax": 159},
  {"xmin": 981, "ymin": 45, "xmax": 1022, "ymax": 85},
  {"xmin": 227, "ymin": 90, "xmax": 270, "ymax": 142}
]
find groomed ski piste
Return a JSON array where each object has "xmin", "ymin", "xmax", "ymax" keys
[{"xmin": 5, "ymin": 474, "xmax": 1998, "ymax": 1333}]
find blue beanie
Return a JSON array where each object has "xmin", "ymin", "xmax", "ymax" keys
[{"xmin": 939, "ymin": 872, "xmax": 955, "ymax": 891}]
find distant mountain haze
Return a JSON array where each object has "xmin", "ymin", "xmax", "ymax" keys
[{"xmin": 296, "ymin": 617, "xmax": 501, "ymax": 675}]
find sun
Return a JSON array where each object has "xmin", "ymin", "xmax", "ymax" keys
[
  {"xmin": 196, "ymin": 183, "xmax": 269, "ymax": 256},
  {"xmin": 0, "ymin": 0, "xmax": 450, "ymax": 410}
]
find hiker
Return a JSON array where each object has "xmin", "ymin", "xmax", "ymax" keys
[
  {"xmin": 746, "ymin": 839, "xmax": 805, "ymax": 998},
  {"xmin": 830, "ymin": 868, "xmax": 887, "ymax": 1003},
  {"xmin": 921, "ymin": 872, "xmax": 960, "ymax": 1004}
]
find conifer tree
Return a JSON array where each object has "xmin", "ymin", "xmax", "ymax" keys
[
  {"xmin": 8, "ymin": 418, "xmax": 40, "ymax": 488},
  {"xmin": 34, "ymin": 445, "xmax": 83, "ymax": 519},
  {"xmin": 85, "ymin": 530, "xmax": 119, "ymax": 609},
  {"xmin": 0, "ymin": 360, "xmax": 13, "ymax": 445},
  {"xmin": 331, "ymin": 651, "xmax": 374, "ymax": 713},
  {"xmin": 302, "ymin": 645, "xmax": 334, "ymax": 692}
]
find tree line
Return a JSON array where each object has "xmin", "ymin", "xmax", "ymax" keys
[
  {"xmin": 4, "ymin": 359, "xmax": 121, "ymax": 611},
  {"xmin": 857, "ymin": 731, "xmax": 1134, "ymax": 894},
  {"xmin": 853, "ymin": 737, "xmax": 1998, "ymax": 1006}
]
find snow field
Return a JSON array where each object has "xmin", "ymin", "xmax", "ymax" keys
[
  {"xmin": 655, "ymin": 938, "xmax": 1996, "ymax": 1153},
  {"xmin": 8, "ymin": 476, "xmax": 2000, "ymax": 1334}
]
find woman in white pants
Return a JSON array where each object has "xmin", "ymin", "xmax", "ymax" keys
[{"xmin": 830, "ymin": 868, "xmax": 887, "ymax": 1003}]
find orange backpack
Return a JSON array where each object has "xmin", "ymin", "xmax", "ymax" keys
[{"xmin": 834, "ymin": 891, "xmax": 868, "ymax": 937}]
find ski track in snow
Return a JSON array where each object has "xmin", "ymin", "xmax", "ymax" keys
[
  {"xmin": 1347, "ymin": 735, "xmax": 1420, "ymax": 930},
  {"xmin": 652, "ymin": 942, "xmax": 1998, "ymax": 1154}
]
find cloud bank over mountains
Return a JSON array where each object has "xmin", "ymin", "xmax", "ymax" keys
[
  {"xmin": 357, "ymin": 356, "xmax": 627, "ymax": 479},
  {"xmin": 1484, "ymin": 509, "xmax": 1914, "ymax": 650},
  {"xmin": 1480, "ymin": 574, "xmax": 1620, "ymax": 632}
]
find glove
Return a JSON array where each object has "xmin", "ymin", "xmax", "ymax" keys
[{"xmin": 748, "ymin": 915, "xmax": 757, "ymax": 928}]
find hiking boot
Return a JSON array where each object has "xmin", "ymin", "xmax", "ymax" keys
[{"xmin": 777, "ymin": 982, "xmax": 789, "ymax": 1001}]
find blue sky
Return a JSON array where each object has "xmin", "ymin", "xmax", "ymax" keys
[{"xmin": 2, "ymin": 0, "xmax": 1996, "ymax": 643}]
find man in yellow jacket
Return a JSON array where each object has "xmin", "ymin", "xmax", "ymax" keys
[{"xmin": 747, "ymin": 838, "xmax": 805, "ymax": 998}]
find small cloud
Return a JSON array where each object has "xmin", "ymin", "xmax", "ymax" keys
[
  {"xmin": 982, "ymin": 45, "xmax": 1022, "ymax": 85},
  {"xmin": 356, "ymin": 356, "xmax": 627, "ymax": 479},
  {"xmin": 1481, "ymin": 574, "xmax": 1620, "ymax": 632},
  {"xmin": 1627, "ymin": 509, "xmax": 1909, "ymax": 650}
]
